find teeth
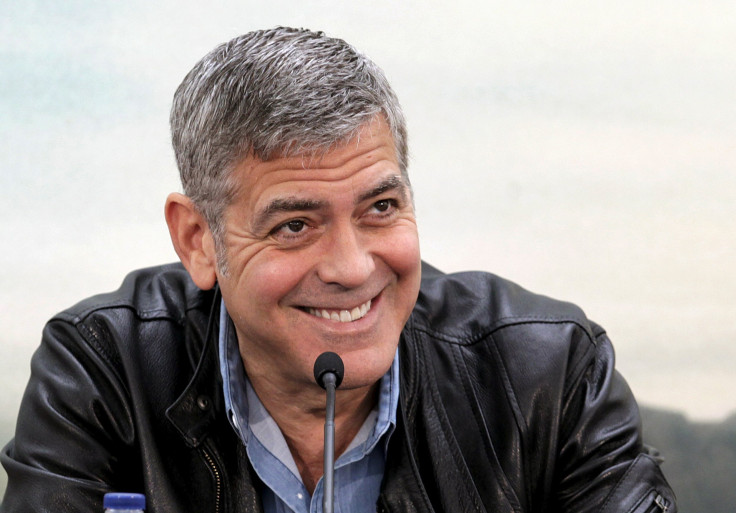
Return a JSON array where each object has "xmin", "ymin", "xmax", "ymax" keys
[{"xmin": 307, "ymin": 299, "xmax": 372, "ymax": 323}]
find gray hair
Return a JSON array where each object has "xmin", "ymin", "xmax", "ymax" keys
[{"xmin": 170, "ymin": 27, "xmax": 409, "ymax": 262}]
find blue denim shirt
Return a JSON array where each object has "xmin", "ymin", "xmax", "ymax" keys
[{"xmin": 218, "ymin": 300, "xmax": 399, "ymax": 513}]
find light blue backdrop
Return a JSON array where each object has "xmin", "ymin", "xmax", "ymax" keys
[{"xmin": 1, "ymin": 1, "xmax": 734, "ymax": 429}]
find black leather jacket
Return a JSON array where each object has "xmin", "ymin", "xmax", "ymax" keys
[{"xmin": 1, "ymin": 263, "xmax": 676, "ymax": 512}]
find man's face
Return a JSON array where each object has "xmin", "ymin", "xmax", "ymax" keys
[{"xmin": 216, "ymin": 117, "xmax": 421, "ymax": 393}]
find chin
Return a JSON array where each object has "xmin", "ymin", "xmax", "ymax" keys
[{"xmin": 336, "ymin": 345, "xmax": 396, "ymax": 390}]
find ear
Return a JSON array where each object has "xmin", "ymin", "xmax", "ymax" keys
[{"xmin": 165, "ymin": 193, "xmax": 218, "ymax": 290}]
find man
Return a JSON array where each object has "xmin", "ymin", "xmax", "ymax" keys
[{"xmin": 1, "ymin": 27, "xmax": 676, "ymax": 512}]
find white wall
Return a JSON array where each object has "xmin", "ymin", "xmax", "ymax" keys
[{"xmin": 1, "ymin": 1, "xmax": 734, "ymax": 425}]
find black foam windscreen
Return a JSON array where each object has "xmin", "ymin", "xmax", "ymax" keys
[{"xmin": 313, "ymin": 351, "xmax": 344, "ymax": 389}]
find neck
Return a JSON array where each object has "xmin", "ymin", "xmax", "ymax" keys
[{"xmin": 246, "ymin": 369, "xmax": 379, "ymax": 494}]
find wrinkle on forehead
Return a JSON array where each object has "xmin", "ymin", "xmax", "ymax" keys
[
  {"xmin": 227, "ymin": 116, "xmax": 401, "ymax": 219},
  {"xmin": 250, "ymin": 174, "xmax": 408, "ymax": 235}
]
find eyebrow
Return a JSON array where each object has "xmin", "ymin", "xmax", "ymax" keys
[
  {"xmin": 252, "ymin": 197, "xmax": 325, "ymax": 234},
  {"xmin": 357, "ymin": 175, "xmax": 408, "ymax": 203},
  {"xmin": 252, "ymin": 175, "xmax": 409, "ymax": 233}
]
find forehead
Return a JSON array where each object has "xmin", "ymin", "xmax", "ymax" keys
[{"xmin": 230, "ymin": 118, "xmax": 402, "ymax": 209}]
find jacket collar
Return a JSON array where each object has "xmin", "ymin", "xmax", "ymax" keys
[
  {"xmin": 166, "ymin": 286, "xmax": 224, "ymax": 447},
  {"xmin": 163, "ymin": 261, "xmax": 440, "ymax": 449}
]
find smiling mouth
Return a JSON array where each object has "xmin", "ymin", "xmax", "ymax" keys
[{"xmin": 305, "ymin": 299, "xmax": 372, "ymax": 323}]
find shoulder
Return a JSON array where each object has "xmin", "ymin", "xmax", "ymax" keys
[
  {"xmin": 412, "ymin": 264, "xmax": 601, "ymax": 346},
  {"xmin": 41, "ymin": 263, "xmax": 215, "ymax": 375},
  {"xmin": 53, "ymin": 262, "xmax": 211, "ymax": 325},
  {"xmin": 407, "ymin": 264, "xmax": 608, "ymax": 396}
]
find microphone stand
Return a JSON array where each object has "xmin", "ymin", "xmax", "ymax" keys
[
  {"xmin": 322, "ymin": 371, "xmax": 337, "ymax": 513},
  {"xmin": 313, "ymin": 352, "xmax": 344, "ymax": 513}
]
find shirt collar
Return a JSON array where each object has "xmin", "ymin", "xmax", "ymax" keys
[{"xmin": 218, "ymin": 298, "xmax": 399, "ymax": 455}]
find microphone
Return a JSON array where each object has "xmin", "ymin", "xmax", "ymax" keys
[
  {"xmin": 313, "ymin": 351, "xmax": 344, "ymax": 389},
  {"xmin": 313, "ymin": 352, "xmax": 344, "ymax": 513}
]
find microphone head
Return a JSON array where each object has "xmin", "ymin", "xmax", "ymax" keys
[{"xmin": 313, "ymin": 351, "xmax": 344, "ymax": 389}]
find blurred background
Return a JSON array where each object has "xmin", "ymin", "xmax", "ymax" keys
[{"xmin": 1, "ymin": 1, "xmax": 734, "ymax": 509}]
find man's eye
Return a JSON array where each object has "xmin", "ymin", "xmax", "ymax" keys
[
  {"xmin": 283, "ymin": 220, "xmax": 305, "ymax": 233},
  {"xmin": 373, "ymin": 199, "xmax": 394, "ymax": 212},
  {"xmin": 268, "ymin": 219, "xmax": 313, "ymax": 244}
]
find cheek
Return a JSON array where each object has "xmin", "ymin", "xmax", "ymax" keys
[
  {"xmin": 380, "ymin": 225, "xmax": 421, "ymax": 279},
  {"xmin": 243, "ymin": 253, "xmax": 310, "ymax": 308}
]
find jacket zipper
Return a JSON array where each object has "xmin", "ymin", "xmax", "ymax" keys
[
  {"xmin": 654, "ymin": 493, "xmax": 669, "ymax": 512},
  {"xmin": 201, "ymin": 446, "xmax": 223, "ymax": 513}
]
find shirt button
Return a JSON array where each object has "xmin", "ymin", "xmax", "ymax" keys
[
  {"xmin": 196, "ymin": 395, "xmax": 211, "ymax": 411},
  {"xmin": 297, "ymin": 493, "xmax": 303, "ymax": 500}
]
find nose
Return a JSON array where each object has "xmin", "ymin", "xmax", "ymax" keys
[{"xmin": 316, "ymin": 222, "xmax": 375, "ymax": 289}]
